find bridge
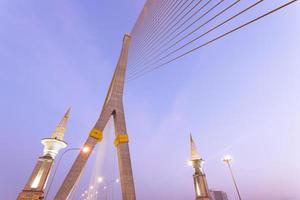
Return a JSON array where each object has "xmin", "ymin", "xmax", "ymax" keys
[{"xmin": 15, "ymin": 0, "xmax": 298, "ymax": 199}]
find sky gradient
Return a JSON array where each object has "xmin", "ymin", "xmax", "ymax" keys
[{"xmin": 0, "ymin": 0, "xmax": 300, "ymax": 200}]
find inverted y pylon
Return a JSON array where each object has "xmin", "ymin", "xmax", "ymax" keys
[{"xmin": 54, "ymin": 34, "xmax": 136, "ymax": 200}]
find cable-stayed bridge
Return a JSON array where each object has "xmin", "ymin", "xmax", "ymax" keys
[{"xmin": 17, "ymin": 0, "xmax": 298, "ymax": 200}]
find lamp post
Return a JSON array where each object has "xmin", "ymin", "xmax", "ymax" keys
[
  {"xmin": 82, "ymin": 177, "xmax": 119, "ymax": 200},
  {"xmin": 98, "ymin": 177, "xmax": 120, "ymax": 200},
  {"xmin": 44, "ymin": 146, "xmax": 90, "ymax": 200},
  {"xmin": 222, "ymin": 155, "xmax": 242, "ymax": 200}
]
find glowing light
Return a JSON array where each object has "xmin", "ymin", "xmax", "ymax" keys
[
  {"xmin": 104, "ymin": 186, "xmax": 107, "ymax": 190},
  {"xmin": 90, "ymin": 185, "xmax": 94, "ymax": 189},
  {"xmin": 195, "ymin": 181, "xmax": 201, "ymax": 196},
  {"xmin": 82, "ymin": 146, "xmax": 90, "ymax": 153},
  {"xmin": 31, "ymin": 168, "xmax": 44, "ymax": 188},
  {"xmin": 116, "ymin": 178, "xmax": 120, "ymax": 183},
  {"xmin": 222, "ymin": 154, "xmax": 233, "ymax": 163},
  {"xmin": 187, "ymin": 160, "xmax": 193, "ymax": 166},
  {"xmin": 97, "ymin": 176, "xmax": 103, "ymax": 183}
]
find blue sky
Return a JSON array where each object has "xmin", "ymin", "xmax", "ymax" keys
[{"xmin": 0, "ymin": 0, "xmax": 300, "ymax": 199}]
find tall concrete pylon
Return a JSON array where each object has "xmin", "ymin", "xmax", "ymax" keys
[
  {"xmin": 190, "ymin": 134, "xmax": 211, "ymax": 200},
  {"xmin": 54, "ymin": 34, "xmax": 136, "ymax": 200}
]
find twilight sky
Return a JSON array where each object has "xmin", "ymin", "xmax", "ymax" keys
[{"xmin": 0, "ymin": 0, "xmax": 300, "ymax": 200}]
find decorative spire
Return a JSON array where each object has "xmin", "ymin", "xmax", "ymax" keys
[
  {"xmin": 189, "ymin": 134, "xmax": 211, "ymax": 200},
  {"xmin": 190, "ymin": 133, "xmax": 201, "ymax": 161},
  {"xmin": 51, "ymin": 107, "xmax": 71, "ymax": 141}
]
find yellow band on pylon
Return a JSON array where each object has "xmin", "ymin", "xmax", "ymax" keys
[
  {"xmin": 114, "ymin": 134, "xmax": 129, "ymax": 146},
  {"xmin": 89, "ymin": 128, "xmax": 103, "ymax": 141}
]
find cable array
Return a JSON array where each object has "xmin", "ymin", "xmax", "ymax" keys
[{"xmin": 127, "ymin": 0, "xmax": 298, "ymax": 81}]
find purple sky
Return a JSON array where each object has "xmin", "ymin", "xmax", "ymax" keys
[{"xmin": 0, "ymin": 0, "xmax": 300, "ymax": 200}]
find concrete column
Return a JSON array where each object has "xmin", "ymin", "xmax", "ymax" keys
[{"xmin": 54, "ymin": 34, "xmax": 135, "ymax": 200}]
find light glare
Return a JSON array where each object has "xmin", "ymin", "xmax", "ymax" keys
[
  {"xmin": 187, "ymin": 160, "xmax": 193, "ymax": 166},
  {"xmin": 222, "ymin": 154, "xmax": 233, "ymax": 162},
  {"xmin": 82, "ymin": 146, "xmax": 90, "ymax": 153},
  {"xmin": 97, "ymin": 176, "xmax": 104, "ymax": 183}
]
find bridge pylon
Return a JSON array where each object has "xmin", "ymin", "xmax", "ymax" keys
[{"xmin": 54, "ymin": 33, "xmax": 136, "ymax": 200}]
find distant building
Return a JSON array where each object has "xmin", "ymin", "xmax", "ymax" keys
[{"xmin": 210, "ymin": 190, "xmax": 229, "ymax": 200}]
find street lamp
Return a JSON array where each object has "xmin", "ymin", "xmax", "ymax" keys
[
  {"xmin": 222, "ymin": 154, "xmax": 242, "ymax": 200},
  {"xmin": 97, "ymin": 176, "xmax": 104, "ymax": 183},
  {"xmin": 84, "ymin": 176, "xmax": 119, "ymax": 200},
  {"xmin": 82, "ymin": 146, "xmax": 90, "ymax": 153},
  {"xmin": 44, "ymin": 146, "xmax": 90, "ymax": 200},
  {"xmin": 96, "ymin": 176, "xmax": 119, "ymax": 186}
]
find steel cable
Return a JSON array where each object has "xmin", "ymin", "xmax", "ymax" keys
[
  {"xmin": 128, "ymin": 0, "xmax": 224, "ymax": 74},
  {"xmin": 127, "ymin": 0, "xmax": 298, "ymax": 81},
  {"xmin": 129, "ymin": 0, "xmax": 198, "ymax": 71},
  {"xmin": 129, "ymin": 0, "xmax": 182, "ymax": 60},
  {"xmin": 129, "ymin": 0, "xmax": 254, "ymax": 79}
]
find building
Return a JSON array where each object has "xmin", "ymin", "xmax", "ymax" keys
[
  {"xmin": 210, "ymin": 190, "xmax": 229, "ymax": 200},
  {"xmin": 17, "ymin": 108, "xmax": 70, "ymax": 200}
]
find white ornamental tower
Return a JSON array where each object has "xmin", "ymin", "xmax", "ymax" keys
[
  {"xmin": 17, "ymin": 108, "xmax": 70, "ymax": 200},
  {"xmin": 190, "ymin": 134, "xmax": 211, "ymax": 200}
]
